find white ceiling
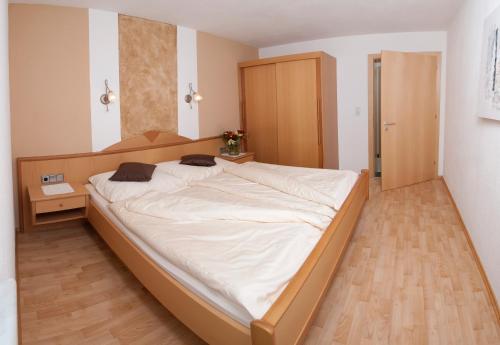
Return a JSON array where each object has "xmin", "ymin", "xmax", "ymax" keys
[{"xmin": 9, "ymin": 0, "xmax": 464, "ymax": 47}]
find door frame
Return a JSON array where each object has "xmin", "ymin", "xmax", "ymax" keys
[
  {"xmin": 367, "ymin": 51, "xmax": 442, "ymax": 180},
  {"xmin": 368, "ymin": 54, "xmax": 381, "ymax": 178}
]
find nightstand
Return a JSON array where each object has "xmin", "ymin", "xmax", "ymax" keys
[
  {"xmin": 219, "ymin": 152, "xmax": 255, "ymax": 164},
  {"xmin": 28, "ymin": 183, "xmax": 89, "ymax": 226}
]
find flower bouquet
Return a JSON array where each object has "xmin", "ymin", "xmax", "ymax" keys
[{"xmin": 222, "ymin": 130, "xmax": 245, "ymax": 156}]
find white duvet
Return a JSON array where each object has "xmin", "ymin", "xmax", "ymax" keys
[
  {"xmin": 122, "ymin": 186, "xmax": 332, "ymax": 230},
  {"xmin": 108, "ymin": 162, "xmax": 358, "ymax": 320},
  {"xmin": 109, "ymin": 205, "xmax": 321, "ymax": 319},
  {"xmin": 240, "ymin": 162, "xmax": 359, "ymax": 211}
]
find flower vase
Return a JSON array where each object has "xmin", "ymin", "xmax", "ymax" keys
[{"xmin": 228, "ymin": 144, "xmax": 240, "ymax": 156}]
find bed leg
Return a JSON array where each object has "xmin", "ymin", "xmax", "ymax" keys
[{"xmin": 251, "ymin": 320, "xmax": 275, "ymax": 345}]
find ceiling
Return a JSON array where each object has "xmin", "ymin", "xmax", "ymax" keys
[{"xmin": 9, "ymin": 0, "xmax": 464, "ymax": 47}]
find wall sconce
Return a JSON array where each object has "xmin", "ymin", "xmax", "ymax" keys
[
  {"xmin": 184, "ymin": 82, "xmax": 203, "ymax": 109},
  {"xmin": 100, "ymin": 79, "xmax": 116, "ymax": 111}
]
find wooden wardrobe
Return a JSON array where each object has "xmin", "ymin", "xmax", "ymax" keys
[{"xmin": 239, "ymin": 52, "xmax": 338, "ymax": 169}]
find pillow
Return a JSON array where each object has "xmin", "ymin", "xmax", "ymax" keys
[
  {"xmin": 89, "ymin": 169, "xmax": 186, "ymax": 203},
  {"xmin": 156, "ymin": 159, "xmax": 225, "ymax": 182},
  {"xmin": 109, "ymin": 162, "xmax": 156, "ymax": 182},
  {"xmin": 180, "ymin": 154, "xmax": 216, "ymax": 167},
  {"xmin": 213, "ymin": 157, "xmax": 239, "ymax": 169}
]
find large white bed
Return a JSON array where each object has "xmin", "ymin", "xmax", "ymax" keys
[
  {"xmin": 17, "ymin": 133, "xmax": 369, "ymax": 345},
  {"xmin": 86, "ymin": 159, "xmax": 359, "ymax": 327}
]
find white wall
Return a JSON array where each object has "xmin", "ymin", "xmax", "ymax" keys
[
  {"xmin": 177, "ymin": 26, "xmax": 200, "ymax": 139},
  {"xmin": 89, "ymin": 9, "xmax": 121, "ymax": 151},
  {"xmin": 444, "ymin": 0, "xmax": 500, "ymax": 302},
  {"xmin": 0, "ymin": 0, "xmax": 18, "ymax": 343},
  {"xmin": 260, "ymin": 32, "xmax": 447, "ymax": 174},
  {"xmin": 0, "ymin": 0, "xmax": 15, "ymax": 283}
]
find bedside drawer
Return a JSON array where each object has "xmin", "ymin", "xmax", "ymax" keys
[{"xmin": 35, "ymin": 196, "xmax": 86, "ymax": 214}]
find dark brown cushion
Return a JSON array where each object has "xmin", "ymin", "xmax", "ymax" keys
[
  {"xmin": 109, "ymin": 162, "xmax": 157, "ymax": 182},
  {"xmin": 180, "ymin": 154, "xmax": 216, "ymax": 167}
]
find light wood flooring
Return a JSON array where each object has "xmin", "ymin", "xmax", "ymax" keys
[{"xmin": 17, "ymin": 179, "xmax": 500, "ymax": 344}]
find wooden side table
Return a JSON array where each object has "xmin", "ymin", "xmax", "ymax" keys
[
  {"xmin": 218, "ymin": 152, "xmax": 255, "ymax": 164},
  {"xmin": 28, "ymin": 183, "xmax": 89, "ymax": 226}
]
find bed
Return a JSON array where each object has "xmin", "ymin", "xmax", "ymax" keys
[{"xmin": 17, "ymin": 132, "xmax": 369, "ymax": 345}]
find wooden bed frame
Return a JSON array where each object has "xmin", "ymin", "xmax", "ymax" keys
[{"xmin": 17, "ymin": 131, "xmax": 369, "ymax": 345}]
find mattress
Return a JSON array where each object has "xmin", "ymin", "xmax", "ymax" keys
[{"xmin": 86, "ymin": 184, "xmax": 255, "ymax": 326}]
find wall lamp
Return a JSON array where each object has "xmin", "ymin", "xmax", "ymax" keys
[
  {"xmin": 100, "ymin": 79, "xmax": 116, "ymax": 111},
  {"xmin": 184, "ymin": 82, "xmax": 203, "ymax": 109}
]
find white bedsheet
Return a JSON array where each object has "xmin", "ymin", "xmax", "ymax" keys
[{"xmin": 107, "ymin": 164, "xmax": 358, "ymax": 320}]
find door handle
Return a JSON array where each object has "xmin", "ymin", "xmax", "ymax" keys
[{"xmin": 383, "ymin": 122, "xmax": 396, "ymax": 131}]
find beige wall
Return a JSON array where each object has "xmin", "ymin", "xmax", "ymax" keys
[
  {"xmin": 9, "ymin": 4, "xmax": 92, "ymax": 158},
  {"xmin": 197, "ymin": 31, "xmax": 258, "ymax": 137},
  {"xmin": 9, "ymin": 4, "xmax": 91, "ymax": 227}
]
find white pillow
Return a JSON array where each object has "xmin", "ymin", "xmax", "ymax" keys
[
  {"xmin": 89, "ymin": 169, "xmax": 186, "ymax": 203},
  {"xmin": 214, "ymin": 157, "xmax": 239, "ymax": 169},
  {"xmin": 156, "ymin": 158, "xmax": 229, "ymax": 182}
]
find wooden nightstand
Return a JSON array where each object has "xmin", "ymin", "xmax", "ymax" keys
[
  {"xmin": 219, "ymin": 152, "xmax": 255, "ymax": 164},
  {"xmin": 28, "ymin": 183, "xmax": 89, "ymax": 226}
]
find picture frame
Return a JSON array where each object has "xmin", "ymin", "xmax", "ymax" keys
[{"xmin": 478, "ymin": 4, "xmax": 500, "ymax": 121}]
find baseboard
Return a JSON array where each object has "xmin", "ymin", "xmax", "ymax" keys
[{"xmin": 441, "ymin": 177, "xmax": 500, "ymax": 326}]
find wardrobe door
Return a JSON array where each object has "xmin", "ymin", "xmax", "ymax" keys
[
  {"xmin": 276, "ymin": 59, "xmax": 320, "ymax": 168},
  {"xmin": 243, "ymin": 64, "xmax": 278, "ymax": 163}
]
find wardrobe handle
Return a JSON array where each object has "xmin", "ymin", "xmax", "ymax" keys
[
  {"xmin": 317, "ymin": 99, "xmax": 321, "ymax": 146},
  {"xmin": 241, "ymin": 100, "xmax": 246, "ymax": 125}
]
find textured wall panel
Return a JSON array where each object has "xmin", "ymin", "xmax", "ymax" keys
[{"xmin": 119, "ymin": 15, "xmax": 177, "ymax": 139}]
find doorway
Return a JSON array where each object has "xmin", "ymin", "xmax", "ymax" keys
[{"xmin": 368, "ymin": 51, "xmax": 441, "ymax": 191}]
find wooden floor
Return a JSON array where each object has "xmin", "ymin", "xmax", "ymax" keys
[{"xmin": 17, "ymin": 179, "xmax": 500, "ymax": 344}]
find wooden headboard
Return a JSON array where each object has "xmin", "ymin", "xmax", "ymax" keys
[
  {"xmin": 17, "ymin": 132, "xmax": 223, "ymax": 232},
  {"xmin": 103, "ymin": 130, "xmax": 191, "ymax": 151}
]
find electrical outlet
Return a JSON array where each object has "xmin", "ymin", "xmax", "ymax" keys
[
  {"xmin": 41, "ymin": 175, "xmax": 50, "ymax": 184},
  {"xmin": 41, "ymin": 173, "xmax": 64, "ymax": 185}
]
